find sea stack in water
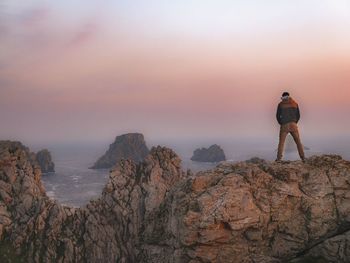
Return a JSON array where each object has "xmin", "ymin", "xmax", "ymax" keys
[
  {"xmin": 191, "ymin": 144, "xmax": 226, "ymax": 162},
  {"xmin": 91, "ymin": 133, "xmax": 149, "ymax": 169},
  {"xmin": 36, "ymin": 149, "xmax": 55, "ymax": 173}
]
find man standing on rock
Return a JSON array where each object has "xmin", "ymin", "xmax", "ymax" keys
[{"xmin": 276, "ymin": 92, "xmax": 305, "ymax": 162}]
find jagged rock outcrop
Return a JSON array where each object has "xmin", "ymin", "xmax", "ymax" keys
[
  {"xmin": 191, "ymin": 144, "xmax": 226, "ymax": 163},
  {"xmin": 0, "ymin": 141, "xmax": 183, "ymax": 262},
  {"xmin": 36, "ymin": 149, "xmax": 55, "ymax": 173},
  {"xmin": 90, "ymin": 133, "xmax": 149, "ymax": 169},
  {"xmin": 140, "ymin": 155, "xmax": 350, "ymax": 262},
  {"xmin": 1, "ymin": 140, "xmax": 350, "ymax": 262}
]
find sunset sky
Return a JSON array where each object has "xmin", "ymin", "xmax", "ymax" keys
[{"xmin": 1, "ymin": 1, "xmax": 350, "ymax": 144}]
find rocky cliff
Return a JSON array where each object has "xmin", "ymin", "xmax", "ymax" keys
[
  {"xmin": 191, "ymin": 144, "xmax": 226, "ymax": 162},
  {"xmin": 1, "ymin": 140, "xmax": 350, "ymax": 262},
  {"xmin": 90, "ymin": 133, "xmax": 149, "ymax": 169},
  {"xmin": 36, "ymin": 149, "xmax": 55, "ymax": 173}
]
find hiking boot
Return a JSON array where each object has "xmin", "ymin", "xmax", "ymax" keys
[{"xmin": 301, "ymin": 157, "xmax": 306, "ymax": 163}]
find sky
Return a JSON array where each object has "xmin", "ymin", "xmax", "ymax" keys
[{"xmin": 1, "ymin": 0, "xmax": 350, "ymax": 144}]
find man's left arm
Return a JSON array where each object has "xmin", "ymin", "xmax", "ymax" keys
[{"xmin": 296, "ymin": 105, "xmax": 300, "ymax": 123}]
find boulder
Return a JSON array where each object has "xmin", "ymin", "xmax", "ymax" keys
[
  {"xmin": 90, "ymin": 133, "xmax": 149, "ymax": 169},
  {"xmin": 191, "ymin": 144, "xmax": 226, "ymax": 162},
  {"xmin": 36, "ymin": 149, "xmax": 55, "ymax": 173}
]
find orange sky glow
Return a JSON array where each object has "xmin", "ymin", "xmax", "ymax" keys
[{"xmin": 1, "ymin": 1, "xmax": 350, "ymax": 143}]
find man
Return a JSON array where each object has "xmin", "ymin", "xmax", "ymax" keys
[{"xmin": 276, "ymin": 92, "xmax": 305, "ymax": 162}]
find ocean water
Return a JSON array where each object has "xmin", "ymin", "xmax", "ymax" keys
[
  {"xmin": 38, "ymin": 146, "xmax": 110, "ymax": 207},
  {"xmin": 33, "ymin": 136, "xmax": 350, "ymax": 207}
]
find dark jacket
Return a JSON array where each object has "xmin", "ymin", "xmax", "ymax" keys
[{"xmin": 276, "ymin": 97, "xmax": 300, "ymax": 125}]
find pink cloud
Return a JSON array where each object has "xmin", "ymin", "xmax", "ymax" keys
[
  {"xmin": 68, "ymin": 22, "xmax": 99, "ymax": 47},
  {"xmin": 19, "ymin": 7, "xmax": 50, "ymax": 27}
]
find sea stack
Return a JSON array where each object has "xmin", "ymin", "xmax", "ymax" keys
[
  {"xmin": 36, "ymin": 149, "xmax": 55, "ymax": 173},
  {"xmin": 191, "ymin": 144, "xmax": 226, "ymax": 162},
  {"xmin": 90, "ymin": 133, "xmax": 149, "ymax": 169}
]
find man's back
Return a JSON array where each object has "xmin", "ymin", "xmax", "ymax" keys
[{"xmin": 276, "ymin": 97, "xmax": 300, "ymax": 125}]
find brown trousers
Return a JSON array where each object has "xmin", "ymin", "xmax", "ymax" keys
[{"xmin": 277, "ymin": 122, "xmax": 305, "ymax": 160}]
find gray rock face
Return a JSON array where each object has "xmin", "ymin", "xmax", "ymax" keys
[
  {"xmin": 36, "ymin": 149, "xmax": 55, "ymax": 173},
  {"xmin": 191, "ymin": 144, "xmax": 226, "ymax": 162},
  {"xmin": 1, "ymin": 140, "xmax": 350, "ymax": 262},
  {"xmin": 91, "ymin": 133, "xmax": 149, "ymax": 169}
]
